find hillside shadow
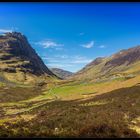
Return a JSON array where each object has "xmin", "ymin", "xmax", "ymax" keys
[
  {"xmin": 39, "ymin": 84, "xmax": 140, "ymax": 137},
  {"xmin": 0, "ymin": 86, "xmax": 42, "ymax": 103},
  {"xmin": 77, "ymin": 84, "xmax": 140, "ymax": 103}
]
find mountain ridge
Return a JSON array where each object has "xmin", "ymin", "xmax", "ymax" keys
[
  {"xmin": 0, "ymin": 32, "xmax": 58, "ymax": 84},
  {"xmin": 70, "ymin": 45, "xmax": 140, "ymax": 82},
  {"xmin": 50, "ymin": 68, "xmax": 73, "ymax": 79}
]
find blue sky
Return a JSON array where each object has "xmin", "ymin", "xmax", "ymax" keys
[{"xmin": 0, "ymin": 2, "xmax": 140, "ymax": 72}]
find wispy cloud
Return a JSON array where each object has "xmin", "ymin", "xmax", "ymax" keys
[
  {"xmin": 35, "ymin": 39, "xmax": 64, "ymax": 50},
  {"xmin": 71, "ymin": 59, "xmax": 92, "ymax": 64},
  {"xmin": 72, "ymin": 55, "xmax": 92, "ymax": 64},
  {"xmin": 99, "ymin": 45, "xmax": 106, "ymax": 48},
  {"xmin": 54, "ymin": 55, "xmax": 68, "ymax": 59},
  {"xmin": 43, "ymin": 55, "xmax": 92, "ymax": 72},
  {"xmin": 80, "ymin": 40, "xmax": 94, "ymax": 49},
  {"xmin": 0, "ymin": 27, "xmax": 18, "ymax": 33},
  {"xmin": 43, "ymin": 55, "xmax": 92, "ymax": 64},
  {"xmin": 0, "ymin": 29, "xmax": 13, "ymax": 33},
  {"xmin": 47, "ymin": 63, "xmax": 73, "ymax": 68}
]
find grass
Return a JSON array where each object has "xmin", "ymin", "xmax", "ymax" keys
[
  {"xmin": 129, "ymin": 116, "xmax": 140, "ymax": 135},
  {"xmin": 79, "ymin": 100, "xmax": 110, "ymax": 106},
  {"xmin": 0, "ymin": 74, "xmax": 140, "ymax": 137},
  {"xmin": 43, "ymin": 75, "xmax": 140, "ymax": 101},
  {"xmin": 1, "ymin": 84, "xmax": 140, "ymax": 137},
  {"xmin": 0, "ymin": 86, "xmax": 42, "ymax": 103}
]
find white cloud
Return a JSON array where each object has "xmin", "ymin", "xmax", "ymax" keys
[
  {"xmin": 70, "ymin": 55, "xmax": 92, "ymax": 64},
  {"xmin": 47, "ymin": 63, "xmax": 73, "ymax": 68},
  {"xmin": 42, "ymin": 57, "xmax": 57, "ymax": 61},
  {"xmin": 42, "ymin": 55, "xmax": 68, "ymax": 63},
  {"xmin": 71, "ymin": 55, "xmax": 92, "ymax": 64},
  {"xmin": 43, "ymin": 55, "xmax": 92, "ymax": 64},
  {"xmin": 99, "ymin": 45, "xmax": 106, "ymax": 48},
  {"xmin": 0, "ymin": 29, "xmax": 13, "ymax": 33},
  {"xmin": 35, "ymin": 40, "xmax": 64, "ymax": 49},
  {"xmin": 54, "ymin": 55, "xmax": 68, "ymax": 59},
  {"xmin": 80, "ymin": 41, "xmax": 94, "ymax": 49},
  {"xmin": 71, "ymin": 59, "xmax": 92, "ymax": 64},
  {"xmin": 43, "ymin": 55, "xmax": 92, "ymax": 71},
  {"xmin": 0, "ymin": 27, "xmax": 18, "ymax": 33}
]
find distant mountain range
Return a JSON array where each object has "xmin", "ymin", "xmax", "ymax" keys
[
  {"xmin": 1, "ymin": 32, "xmax": 140, "ymax": 85},
  {"xmin": 70, "ymin": 45, "xmax": 140, "ymax": 82},
  {"xmin": 50, "ymin": 68, "xmax": 73, "ymax": 79}
]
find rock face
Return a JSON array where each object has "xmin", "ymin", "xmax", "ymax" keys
[
  {"xmin": 50, "ymin": 68, "xmax": 73, "ymax": 79},
  {"xmin": 0, "ymin": 32, "xmax": 57, "ymax": 84}
]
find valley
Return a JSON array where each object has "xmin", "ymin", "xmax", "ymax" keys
[
  {"xmin": 0, "ymin": 73, "xmax": 140, "ymax": 137},
  {"xmin": 0, "ymin": 32, "xmax": 140, "ymax": 137}
]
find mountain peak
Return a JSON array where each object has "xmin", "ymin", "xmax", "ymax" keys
[
  {"xmin": 0, "ymin": 32, "xmax": 57, "ymax": 84},
  {"xmin": 87, "ymin": 57, "xmax": 105, "ymax": 66}
]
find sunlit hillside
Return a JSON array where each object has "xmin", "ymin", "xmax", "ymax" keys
[{"xmin": 1, "ymin": 2, "xmax": 140, "ymax": 138}]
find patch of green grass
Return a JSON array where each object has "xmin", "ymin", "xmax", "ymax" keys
[
  {"xmin": 41, "ymin": 77, "xmax": 133, "ymax": 100},
  {"xmin": 42, "ymin": 83, "xmax": 97, "ymax": 100},
  {"xmin": 0, "ymin": 82, "xmax": 5, "ymax": 87}
]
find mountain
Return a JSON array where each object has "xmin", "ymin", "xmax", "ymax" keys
[
  {"xmin": 103, "ymin": 46, "xmax": 140, "ymax": 71},
  {"xmin": 0, "ymin": 32, "xmax": 57, "ymax": 84},
  {"xmin": 50, "ymin": 68, "xmax": 73, "ymax": 79},
  {"xmin": 70, "ymin": 45, "xmax": 140, "ymax": 82}
]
